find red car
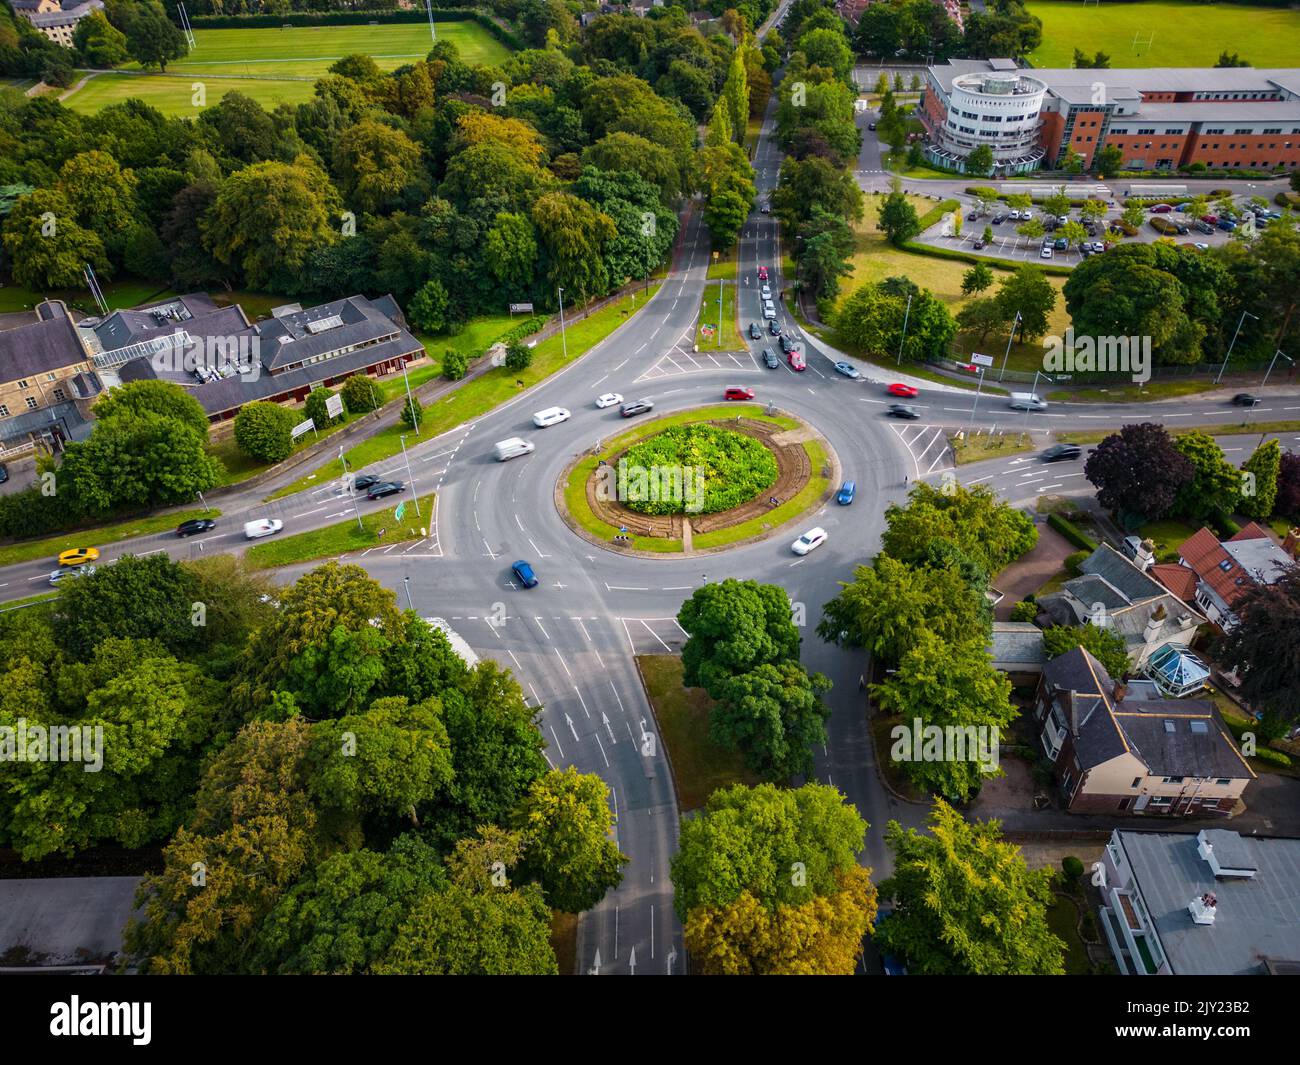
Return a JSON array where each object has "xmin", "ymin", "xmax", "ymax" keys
[
  {"xmin": 1149, "ymin": 203, "xmax": 1173, "ymax": 214},
  {"xmin": 757, "ymin": 266, "xmax": 769, "ymax": 281},
  {"xmin": 887, "ymin": 383, "xmax": 919, "ymax": 398},
  {"xmin": 725, "ymin": 386, "xmax": 755, "ymax": 401}
]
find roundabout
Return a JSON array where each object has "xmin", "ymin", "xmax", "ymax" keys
[{"xmin": 557, "ymin": 404, "xmax": 839, "ymax": 555}]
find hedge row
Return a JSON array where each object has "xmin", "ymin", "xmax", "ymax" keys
[
  {"xmin": 916, "ymin": 198, "xmax": 960, "ymax": 230},
  {"xmin": 1047, "ymin": 512, "xmax": 1098, "ymax": 551},
  {"xmin": 898, "ymin": 238, "xmax": 1075, "ymax": 277},
  {"xmin": 189, "ymin": 9, "xmax": 525, "ymax": 51},
  {"xmin": 1221, "ymin": 717, "xmax": 1294, "ymax": 767}
]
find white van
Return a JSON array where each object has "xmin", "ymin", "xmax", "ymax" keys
[
  {"xmin": 762, "ymin": 299, "xmax": 777, "ymax": 320},
  {"xmin": 494, "ymin": 437, "xmax": 536, "ymax": 461},
  {"xmin": 244, "ymin": 518, "xmax": 284, "ymax": 540},
  {"xmin": 1008, "ymin": 393, "xmax": 1048, "ymax": 412},
  {"xmin": 532, "ymin": 406, "xmax": 571, "ymax": 428}
]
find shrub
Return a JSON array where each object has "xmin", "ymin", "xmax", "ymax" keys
[
  {"xmin": 619, "ymin": 424, "xmax": 778, "ymax": 516},
  {"xmin": 1252, "ymin": 747, "xmax": 1293, "ymax": 768},
  {"xmin": 233, "ymin": 402, "xmax": 297, "ymax": 464},
  {"xmin": 1047, "ymin": 512, "xmax": 1098, "ymax": 551},
  {"xmin": 1061, "ymin": 856, "xmax": 1084, "ymax": 883},
  {"xmin": 505, "ymin": 341, "xmax": 534, "ymax": 371},
  {"xmin": 304, "ymin": 387, "xmax": 337, "ymax": 431},
  {"xmin": 340, "ymin": 373, "xmax": 382, "ymax": 413},
  {"xmin": 1010, "ymin": 600, "xmax": 1039, "ymax": 623},
  {"xmin": 401, "ymin": 395, "xmax": 423, "ymax": 430},
  {"xmin": 442, "ymin": 349, "xmax": 468, "ymax": 381},
  {"xmin": 1064, "ymin": 550, "xmax": 1090, "ymax": 575}
]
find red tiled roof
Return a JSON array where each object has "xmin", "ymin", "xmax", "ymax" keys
[
  {"xmin": 1151, "ymin": 562, "xmax": 1197, "ymax": 602},
  {"xmin": 1179, "ymin": 526, "xmax": 1258, "ymax": 609},
  {"xmin": 1230, "ymin": 521, "xmax": 1272, "ymax": 543}
]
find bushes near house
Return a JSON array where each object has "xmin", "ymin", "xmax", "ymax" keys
[
  {"xmin": 341, "ymin": 374, "xmax": 383, "ymax": 414},
  {"xmin": 1048, "ymin": 512, "xmax": 1098, "ymax": 551},
  {"xmin": 1064, "ymin": 550, "xmax": 1089, "ymax": 576},
  {"xmin": 233, "ymin": 402, "xmax": 298, "ymax": 464},
  {"xmin": 1010, "ymin": 600, "xmax": 1039, "ymax": 623}
]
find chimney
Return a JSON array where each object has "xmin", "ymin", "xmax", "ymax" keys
[
  {"xmin": 1188, "ymin": 891, "xmax": 1218, "ymax": 926},
  {"xmin": 1284, "ymin": 528, "xmax": 1300, "ymax": 559},
  {"xmin": 1113, "ymin": 680, "xmax": 1127, "ymax": 704},
  {"xmin": 1134, "ymin": 538, "xmax": 1156, "ymax": 572},
  {"xmin": 1066, "ymin": 691, "xmax": 1079, "ymax": 737},
  {"xmin": 1143, "ymin": 602, "xmax": 1167, "ymax": 644}
]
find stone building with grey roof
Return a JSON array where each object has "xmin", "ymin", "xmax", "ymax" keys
[
  {"xmin": 1033, "ymin": 646, "xmax": 1253, "ymax": 817},
  {"xmin": 1098, "ymin": 828, "xmax": 1300, "ymax": 975}
]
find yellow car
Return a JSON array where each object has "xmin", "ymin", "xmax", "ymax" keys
[{"xmin": 57, "ymin": 547, "xmax": 100, "ymax": 567}]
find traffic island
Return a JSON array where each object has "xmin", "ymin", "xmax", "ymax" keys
[{"xmin": 555, "ymin": 404, "xmax": 838, "ymax": 556}]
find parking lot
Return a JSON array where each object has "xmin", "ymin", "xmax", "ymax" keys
[{"xmin": 915, "ymin": 197, "xmax": 1260, "ymax": 268}]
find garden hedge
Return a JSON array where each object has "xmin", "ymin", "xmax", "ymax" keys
[{"xmin": 1047, "ymin": 512, "xmax": 1098, "ymax": 551}]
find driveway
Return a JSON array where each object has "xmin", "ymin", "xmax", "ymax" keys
[{"xmin": 992, "ymin": 517, "xmax": 1075, "ymax": 617}]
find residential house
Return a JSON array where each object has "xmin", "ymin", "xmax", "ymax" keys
[
  {"xmin": 1097, "ymin": 828, "xmax": 1300, "ymax": 975},
  {"xmin": 1155, "ymin": 523, "xmax": 1295, "ymax": 630},
  {"xmin": 988, "ymin": 620, "xmax": 1047, "ymax": 687},
  {"xmin": 1036, "ymin": 542, "xmax": 1204, "ymax": 670},
  {"xmin": 0, "ymin": 300, "xmax": 102, "ymax": 457},
  {"xmin": 107, "ymin": 293, "xmax": 424, "ymax": 423},
  {"xmin": 14, "ymin": 0, "xmax": 104, "ymax": 48},
  {"xmin": 1032, "ymin": 646, "xmax": 1254, "ymax": 816}
]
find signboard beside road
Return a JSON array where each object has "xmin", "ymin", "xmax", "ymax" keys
[
  {"xmin": 971, "ymin": 353, "xmax": 994, "ymax": 367},
  {"xmin": 325, "ymin": 393, "xmax": 344, "ymax": 419},
  {"xmin": 509, "ymin": 302, "xmax": 535, "ymax": 314},
  {"xmin": 290, "ymin": 417, "xmax": 316, "ymax": 441}
]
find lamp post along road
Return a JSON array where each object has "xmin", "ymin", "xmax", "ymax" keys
[
  {"xmin": 896, "ymin": 292, "xmax": 912, "ymax": 366},
  {"xmin": 1216, "ymin": 309, "xmax": 1258, "ymax": 385},
  {"xmin": 558, "ymin": 286, "xmax": 568, "ymax": 361},
  {"xmin": 339, "ymin": 447, "xmax": 363, "ymax": 532},
  {"xmin": 399, "ymin": 434, "xmax": 421, "ymax": 519},
  {"xmin": 999, "ymin": 311, "xmax": 1021, "ymax": 382}
]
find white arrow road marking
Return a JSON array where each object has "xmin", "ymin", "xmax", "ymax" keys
[{"xmin": 565, "ymin": 713, "xmax": 580, "ymax": 742}]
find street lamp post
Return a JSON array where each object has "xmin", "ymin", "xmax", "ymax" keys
[
  {"xmin": 399, "ymin": 434, "xmax": 421, "ymax": 519},
  {"xmin": 400, "ymin": 355, "xmax": 417, "ymax": 436},
  {"xmin": 339, "ymin": 447, "xmax": 363, "ymax": 532},
  {"xmin": 1022, "ymin": 369, "xmax": 1051, "ymax": 434},
  {"xmin": 998, "ymin": 311, "xmax": 1022, "ymax": 382},
  {"xmin": 403, "ymin": 575, "xmax": 415, "ymax": 612},
  {"xmin": 896, "ymin": 292, "xmax": 913, "ymax": 366},
  {"xmin": 557, "ymin": 286, "xmax": 568, "ymax": 361},
  {"xmin": 1260, "ymin": 348, "xmax": 1293, "ymax": 390},
  {"xmin": 1215, "ymin": 309, "xmax": 1258, "ymax": 385},
  {"xmin": 967, "ymin": 365, "xmax": 986, "ymax": 431}
]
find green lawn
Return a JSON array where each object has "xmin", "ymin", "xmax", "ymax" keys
[
  {"xmin": 1026, "ymin": 2, "xmax": 1300, "ymax": 68},
  {"xmin": 636, "ymin": 654, "xmax": 758, "ymax": 811},
  {"xmin": 0, "ymin": 508, "xmax": 218, "ymax": 568},
  {"xmin": 835, "ymin": 192, "xmax": 1071, "ymax": 373},
  {"xmin": 1046, "ymin": 893, "xmax": 1092, "ymax": 976},
  {"xmin": 274, "ymin": 285, "xmax": 662, "ymax": 499},
  {"xmin": 0, "ymin": 279, "xmax": 171, "ymax": 315},
  {"xmin": 62, "ymin": 21, "xmax": 510, "ymax": 115},
  {"xmin": 950, "ymin": 430, "xmax": 1033, "ymax": 466},
  {"xmin": 696, "ymin": 280, "xmax": 740, "ymax": 351},
  {"xmin": 1134, "ymin": 518, "xmax": 1199, "ymax": 556},
  {"xmin": 245, "ymin": 493, "xmax": 434, "ymax": 570}
]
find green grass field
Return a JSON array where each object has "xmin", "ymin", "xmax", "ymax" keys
[
  {"xmin": 1026, "ymin": 1, "xmax": 1300, "ymax": 68},
  {"xmin": 62, "ymin": 21, "xmax": 510, "ymax": 115}
]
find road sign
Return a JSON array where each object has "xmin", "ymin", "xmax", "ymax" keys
[
  {"xmin": 325, "ymin": 393, "xmax": 344, "ymax": 419},
  {"xmin": 394, "ymin": 501, "xmax": 406, "ymax": 522},
  {"xmin": 290, "ymin": 417, "xmax": 315, "ymax": 440},
  {"xmin": 971, "ymin": 353, "xmax": 994, "ymax": 367},
  {"xmin": 509, "ymin": 302, "xmax": 535, "ymax": 314}
]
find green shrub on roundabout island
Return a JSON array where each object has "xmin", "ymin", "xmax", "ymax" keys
[{"xmin": 618, "ymin": 424, "xmax": 778, "ymax": 516}]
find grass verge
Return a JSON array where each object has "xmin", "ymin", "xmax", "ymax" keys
[
  {"xmin": 1059, "ymin": 420, "xmax": 1300, "ymax": 446},
  {"xmin": 1047, "ymin": 379, "xmax": 1224, "ymax": 403},
  {"xmin": 696, "ymin": 280, "xmax": 739, "ymax": 350},
  {"xmin": 273, "ymin": 285, "xmax": 661, "ymax": 500},
  {"xmin": 244, "ymin": 493, "xmax": 434, "ymax": 570},
  {"xmin": 636, "ymin": 654, "xmax": 758, "ymax": 811},
  {"xmin": 0, "ymin": 508, "xmax": 219, "ymax": 568},
  {"xmin": 950, "ymin": 430, "xmax": 1033, "ymax": 466},
  {"xmin": 693, "ymin": 439, "xmax": 829, "ymax": 550}
]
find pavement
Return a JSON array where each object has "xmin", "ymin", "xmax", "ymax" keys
[{"xmin": 0, "ymin": 877, "xmax": 141, "ymax": 967}]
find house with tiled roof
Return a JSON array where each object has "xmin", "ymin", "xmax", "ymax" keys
[
  {"xmin": 1032, "ymin": 645, "xmax": 1254, "ymax": 816},
  {"xmin": 1035, "ymin": 542, "xmax": 1204, "ymax": 670},
  {"xmin": 1158, "ymin": 523, "xmax": 1296, "ymax": 631}
]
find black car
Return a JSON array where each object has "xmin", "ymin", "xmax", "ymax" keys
[
  {"xmin": 176, "ymin": 518, "xmax": 217, "ymax": 537},
  {"xmin": 0, "ymin": 463, "xmax": 8, "ymax": 484},
  {"xmin": 1041, "ymin": 444, "xmax": 1082, "ymax": 463},
  {"xmin": 1173, "ymin": 221, "xmax": 1190, "ymax": 235},
  {"xmin": 991, "ymin": 213, "xmax": 1008, "ymax": 225},
  {"xmin": 973, "ymin": 238, "xmax": 986, "ymax": 250},
  {"xmin": 351, "ymin": 473, "xmax": 381, "ymax": 492},
  {"xmin": 620, "ymin": 399, "xmax": 654, "ymax": 418},
  {"xmin": 779, "ymin": 334, "xmax": 796, "ymax": 353},
  {"xmin": 762, "ymin": 348, "xmax": 780, "ymax": 369},
  {"xmin": 367, "ymin": 480, "xmax": 405, "ymax": 499},
  {"xmin": 868, "ymin": 122, "xmax": 876, "ymax": 131},
  {"xmin": 886, "ymin": 404, "xmax": 920, "ymax": 419},
  {"xmin": 768, "ymin": 319, "xmax": 781, "ymax": 336},
  {"xmin": 1232, "ymin": 393, "xmax": 1260, "ymax": 407},
  {"xmin": 749, "ymin": 322, "xmax": 762, "ymax": 340}
]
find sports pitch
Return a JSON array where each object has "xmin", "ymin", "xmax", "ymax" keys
[
  {"xmin": 1026, "ymin": 1, "xmax": 1300, "ymax": 68},
  {"xmin": 62, "ymin": 20, "xmax": 511, "ymax": 115}
]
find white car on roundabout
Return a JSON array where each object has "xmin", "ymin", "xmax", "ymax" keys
[
  {"xmin": 791, "ymin": 527, "xmax": 828, "ymax": 555},
  {"xmin": 595, "ymin": 393, "xmax": 624, "ymax": 409}
]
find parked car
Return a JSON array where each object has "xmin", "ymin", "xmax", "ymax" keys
[
  {"xmin": 886, "ymin": 404, "xmax": 920, "ymax": 419},
  {"xmin": 367, "ymin": 480, "xmax": 405, "ymax": 500},
  {"xmin": 868, "ymin": 122, "xmax": 877, "ymax": 131},
  {"xmin": 1120, "ymin": 535, "xmax": 1143, "ymax": 560},
  {"xmin": 834, "ymin": 361, "xmax": 861, "ymax": 379},
  {"xmin": 1193, "ymin": 220, "xmax": 1214, "ymax": 234},
  {"xmin": 0, "ymin": 463, "xmax": 8, "ymax": 484},
  {"xmin": 1041, "ymin": 443, "xmax": 1081, "ymax": 463},
  {"xmin": 244, "ymin": 519, "xmax": 284, "ymax": 540},
  {"xmin": 991, "ymin": 213, "xmax": 1008, "ymax": 224},
  {"xmin": 836, "ymin": 481, "xmax": 856, "ymax": 505},
  {"xmin": 511, "ymin": 560, "xmax": 539, "ymax": 589},
  {"xmin": 1173, "ymin": 221, "xmax": 1189, "ymax": 235},
  {"xmin": 887, "ymin": 383, "xmax": 918, "ymax": 398},
  {"xmin": 1149, "ymin": 203, "xmax": 1174, "ymax": 213},
  {"xmin": 1040, "ymin": 245, "xmax": 1053, "ymax": 259},
  {"xmin": 532, "ymin": 406, "xmax": 571, "ymax": 428},
  {"xmin": 1218, "ymin": 218, "xmax": 1237, "ymax": 231},
  {"xmin": 1021, "ymin": 209, "xmax": 1034, "ymax": 222},
  {"xmin": 620, "ymin": 399, "xmax": 654, "ymax": 417},
  {"xmin": 57, "ymin": 547, "xmax": 100, "ymax": 567},
  {"xmin": 49, "ymin": 564, "xmax": 95, "ymax": 585},
  {"xmin": 791, "ymin": 526, "xmax": 828, "ymax": 555},
  {"xmin": 1009, "ymin": 208, "xmax": 1022, "ymax": 220},
  {"xmin": 1199, "ymin": 214, "xmax": 1218, "ymax": 226},
  {"xmin": 749, "ymin": 322, "xmax": 762, "ymax": 340},
  {"xmin": 724, "ymin": 386, "xmax": 755, "ymax": 401},
  {"xmin": 596, "ymin": 392, "xmax": 624, "ymax": 408},
  {"xmin": 1053, "ymin": 237, "xmax": 1068, "ymax": 250},
  {"xmin": 1232, "ymin": 393, "xmax": 1259, "ymax": 407},
  {"xmin": 176, "ymin": 518, "xmax": 216, "ymax": 537}
]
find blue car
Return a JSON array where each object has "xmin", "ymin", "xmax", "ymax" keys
[
  {"xmin": 1217, "ymin": 218, "xmax": 1237, "ymax": 231},
  {"xmin": 836, "ymin": 480, "xmax": 856, "ymax": 505},
  {"xmin": 873, "ymin": 909, "xmax": 907, "ymax": 976},
  {"xmin": 512, "ymin": 560, "xmax": 539, "ymax": 588}
]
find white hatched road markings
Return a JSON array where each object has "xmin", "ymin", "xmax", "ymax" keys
[{"xmin": 890, "ymin": 423, "xmax": 954, "ymax": 477}]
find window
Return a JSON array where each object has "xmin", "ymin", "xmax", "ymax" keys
[
  {"xmin": 1162, "ymin": 776, "xmax": 1185, "ymax": 784},
  {"xmin": 1190, "ymin": 721, "xmax": 1209, "ymax": 734},
  {"xmin": 0, "ymin": 404, "xmax": 8, "ymax": 416},
  {"xmin": 17, "ymin": 379, "xmax": 28, "ymax": 389},
  {"xmin": 1216, "ymin": 778, "xmax": 1232, "ymax": 786},
  {"xmin": 1131, "ymin": 777, "xmax": 1142, "ymax": 788},
  {"xmin": 52, "ymin": 388, "xmax": 65, "ymax": 402},
  {"xmin": 25, "ymin": 396, "xmax": 37, "ymax": 410},
  {"xmin": 46, "ymin": 372, "xmax": 56, "ymax": 381}
]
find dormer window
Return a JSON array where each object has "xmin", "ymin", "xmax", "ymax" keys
[{"xmin": 1218, "ymin": 560, "xmax": 1233, "ymax": 572}]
